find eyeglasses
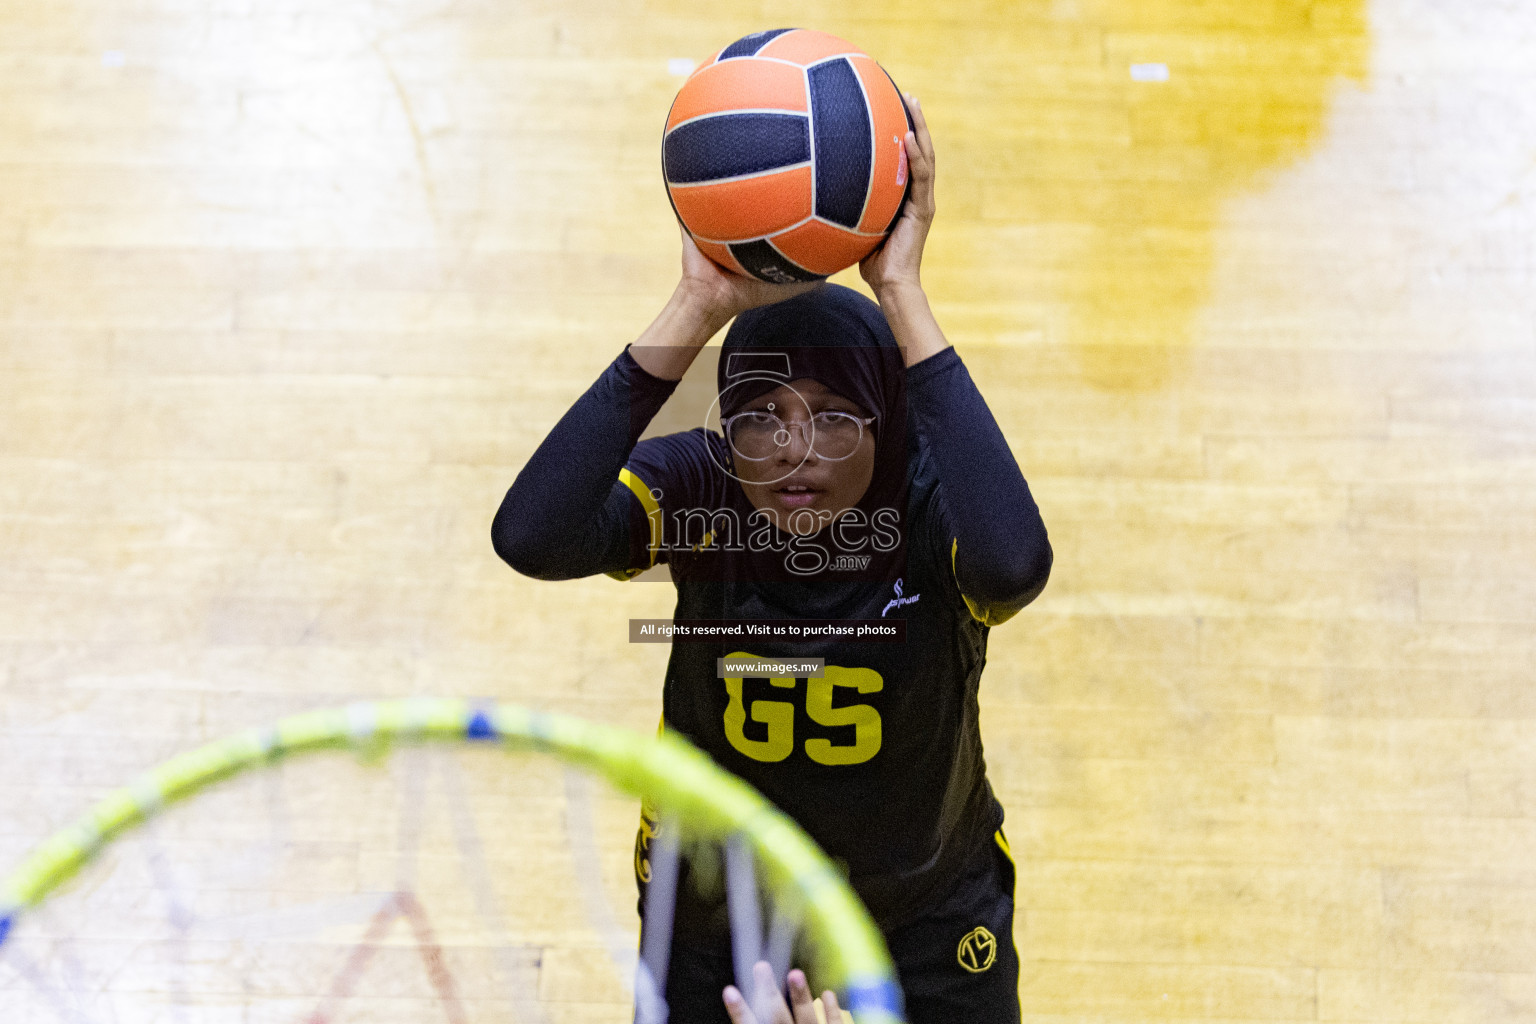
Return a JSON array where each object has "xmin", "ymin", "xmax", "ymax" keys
[{"xmin": 720, "ymin": 409, "xmax": 876, "ymax": 462}]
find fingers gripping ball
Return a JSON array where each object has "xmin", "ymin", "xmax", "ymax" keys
[{"xmin": 664, "ymin": 29, "xmax": 913, "ymax": 283}]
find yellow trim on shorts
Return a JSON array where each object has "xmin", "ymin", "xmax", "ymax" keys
[{"xmin": 995, "ymin": 827, "xmax": 1024, "ymax": 1021}]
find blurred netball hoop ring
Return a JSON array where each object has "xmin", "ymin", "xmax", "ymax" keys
[{"xmin": 0, "ymin": 700, "xmax": 905, "ymax": 1024}]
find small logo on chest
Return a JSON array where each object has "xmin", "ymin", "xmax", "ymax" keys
[{"xmin": 881, "ymin": 577, "xmax": 920, "ymax": 617}]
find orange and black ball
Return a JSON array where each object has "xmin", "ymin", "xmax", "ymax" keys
[{"xmin": 663, "ymin": 29, "xmax": 914, "ymax": 283}]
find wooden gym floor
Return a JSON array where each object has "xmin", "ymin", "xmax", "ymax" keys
[{"xmin": 3, "ymin": 0, "xmax": 1535, "ymax": 1020}]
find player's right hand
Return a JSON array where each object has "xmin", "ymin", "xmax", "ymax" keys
[
  {"xmin": 723, "ymin": 961, "xmax": 846, "ymax": 1024},
  {"xmin": 677, "ymin": 224, "xmax": 822, "ymax": 326}
]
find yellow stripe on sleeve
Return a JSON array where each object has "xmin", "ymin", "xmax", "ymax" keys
[
  {"xmin": 950, "ymin": 537, "xmax": 1023, "ymax": 627},
  {"xmin": 605, "ymin": 467, "xmax": 662, "ymax": 582}
]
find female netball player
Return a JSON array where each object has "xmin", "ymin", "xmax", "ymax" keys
[{"xmin": 493, "ymin": 96, "xmax": 1051, "ymax": 1024}]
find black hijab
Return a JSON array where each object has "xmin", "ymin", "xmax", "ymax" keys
[{"xmin": 718, "ymin": 284, "xmax": 909, "ymax": 518}]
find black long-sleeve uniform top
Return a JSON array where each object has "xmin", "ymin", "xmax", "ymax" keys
[{"xmin": 493, "ymin": 343, "xmax": 1051, "ymax": 930}]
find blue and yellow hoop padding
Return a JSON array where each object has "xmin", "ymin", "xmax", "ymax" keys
[{"xmin": 0, "ymin": 699, "xmax": 904, "ymax": 1023}]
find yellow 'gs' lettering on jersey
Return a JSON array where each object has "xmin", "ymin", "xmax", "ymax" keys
[
  {"xmin": 722, "ymin": 668, "xmax": 795, "ymax": 762},
  {"xmin": 804, "ymin": 665, "xmax": 882, "ymax": 765},
  {"xmin": 721, "ymin": 654, "xmax": 884, "ymax": 765}
]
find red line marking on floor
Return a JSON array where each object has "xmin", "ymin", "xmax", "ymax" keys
[{"xmin": 304, "ymin": 891, "xmax": 470, "ymax": 1024}]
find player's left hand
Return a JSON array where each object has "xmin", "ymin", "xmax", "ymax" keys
[
  {"xmin": 723, "ymin": 962, "xmax": 845, "ymax": 1024},
  {"xmin": 859, "ymin": 93, "xmax": 935, "ymax": 299}
]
